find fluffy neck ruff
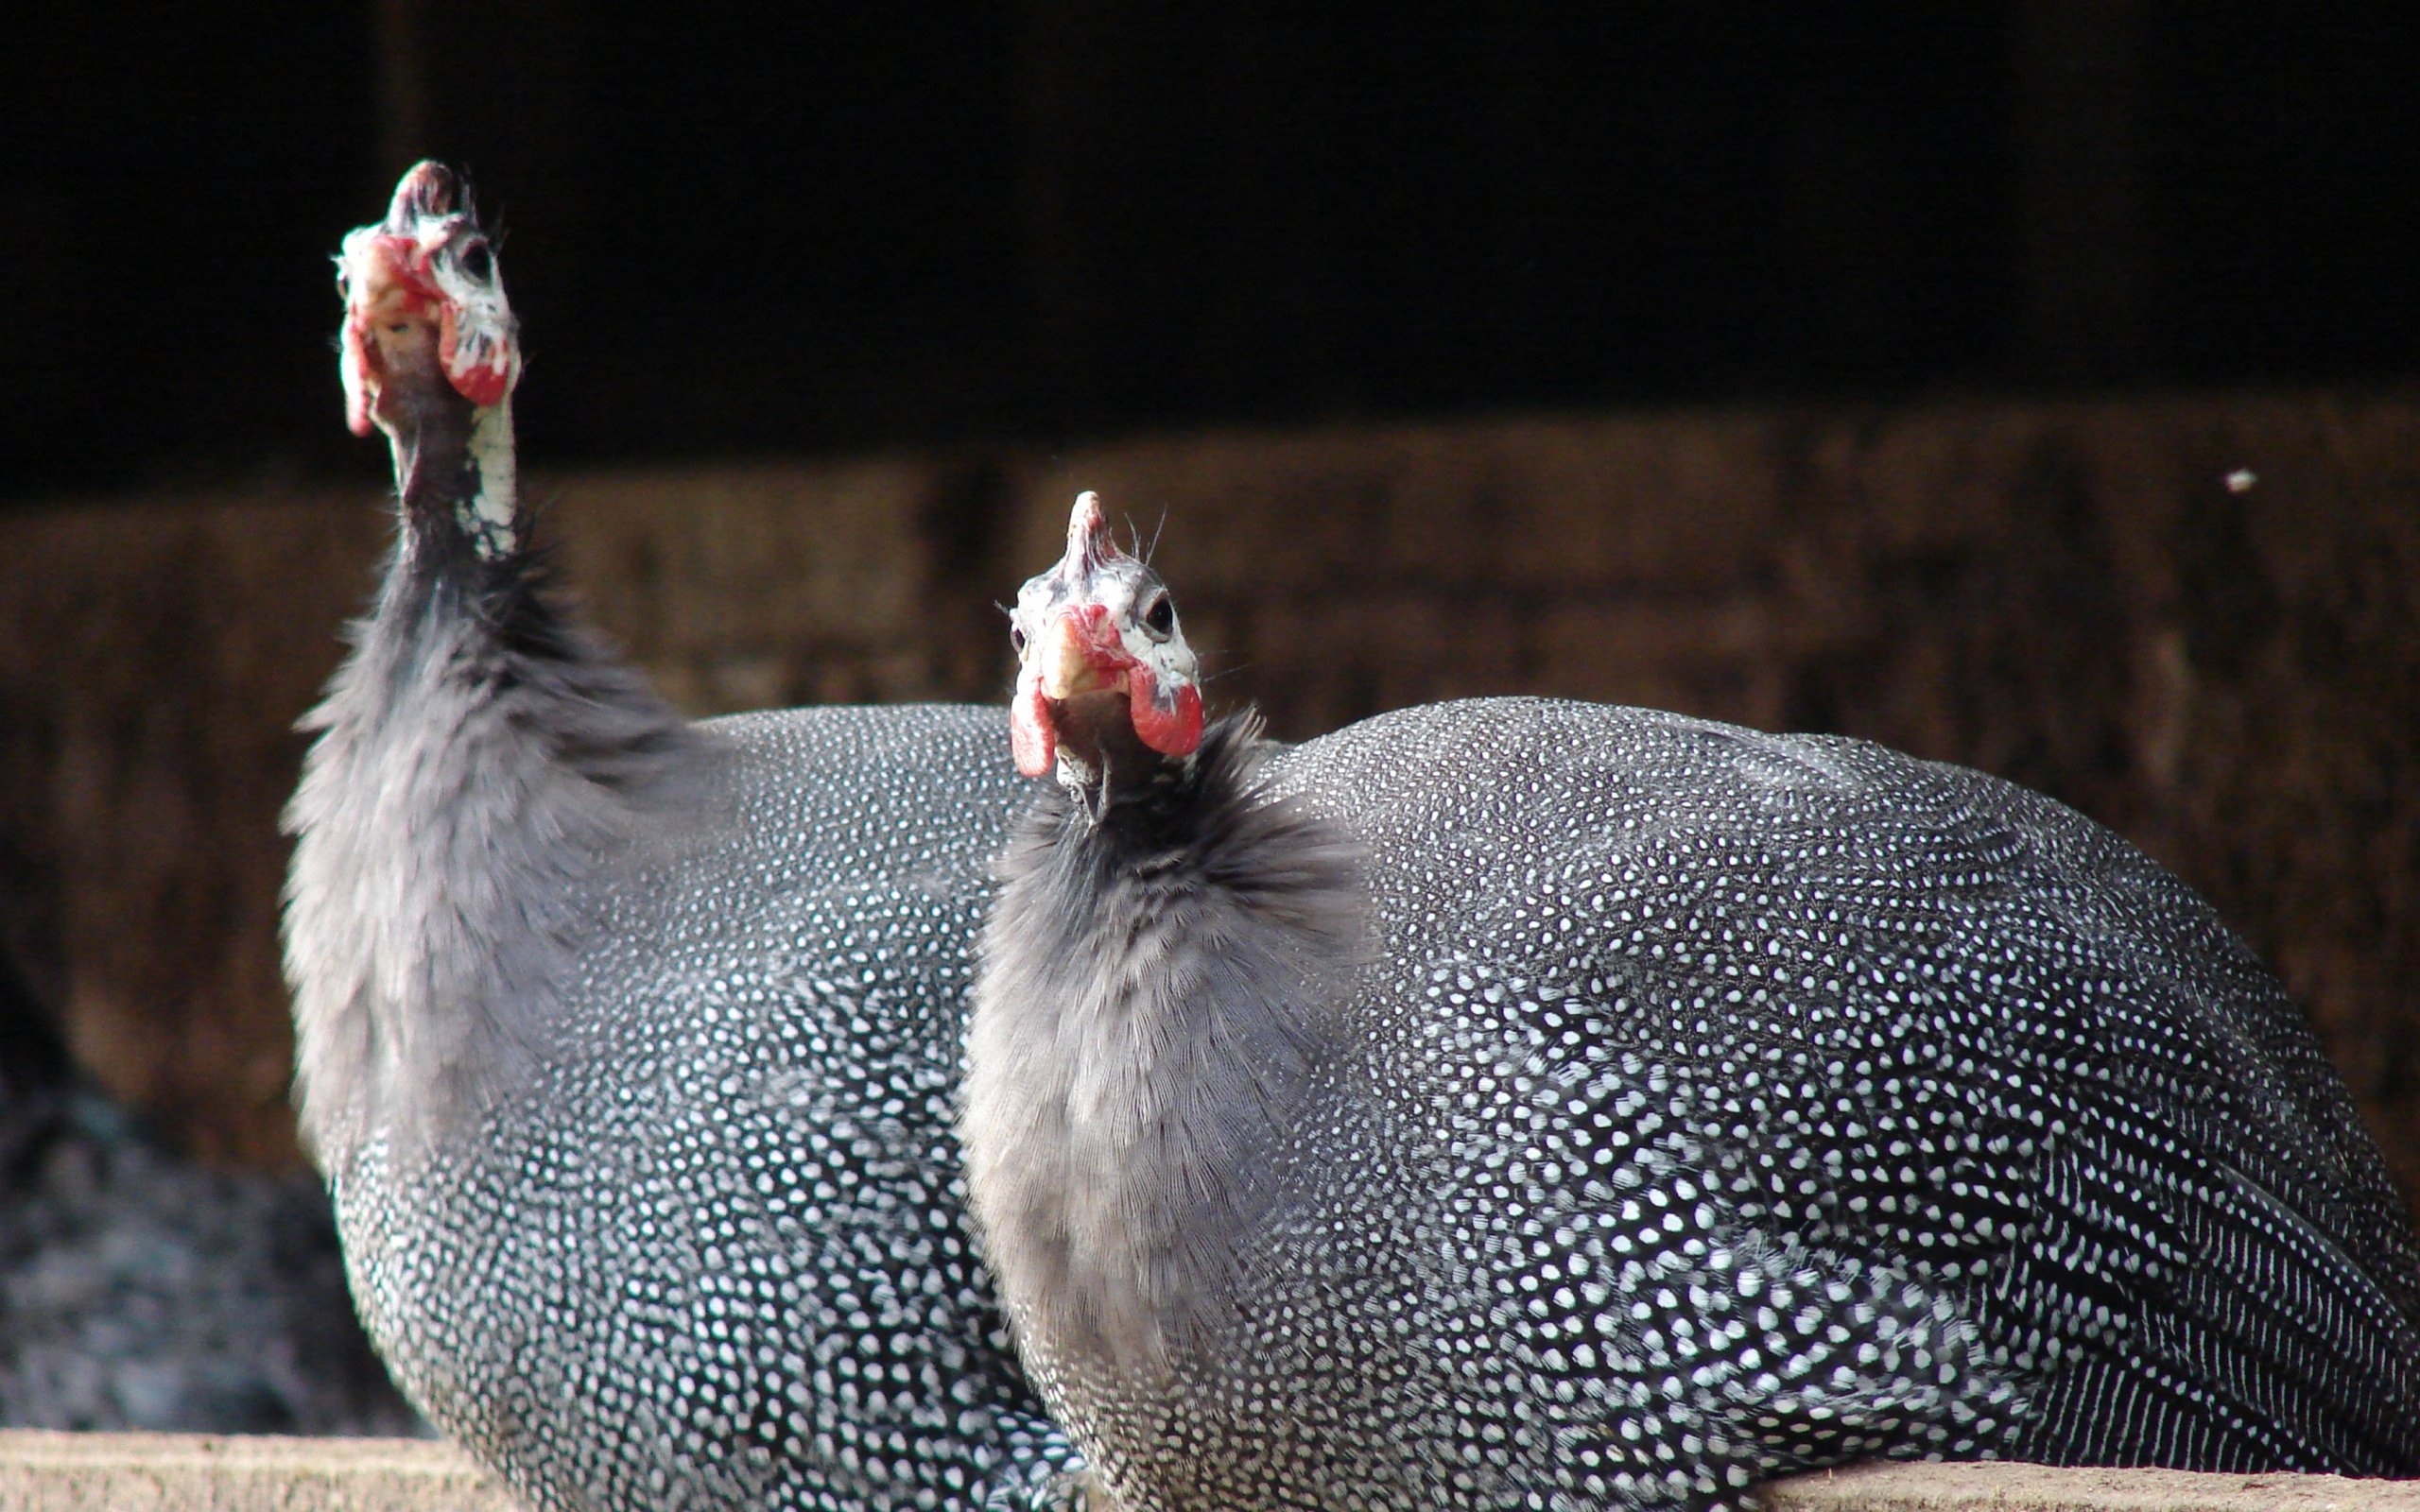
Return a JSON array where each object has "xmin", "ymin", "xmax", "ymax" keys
[
  {"xmin": 964, "ymin": 714, "xmax": 1368, "ymax": 1380},
  {"xmin": 283, "ymin": 406, "xmax": 695, "ymax": 1177}
]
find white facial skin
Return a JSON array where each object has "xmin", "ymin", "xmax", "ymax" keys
[{"xmin": 1008, "ymin": 492, "xmax": 1203, "ymax": 784}]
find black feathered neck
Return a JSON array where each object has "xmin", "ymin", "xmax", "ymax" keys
[
  {"xmin": 1035, "ymin": 712, "xmax": 1267, "ymax": 854},
  {"xmin": 286, "ymin": 404, "xmax": 696, "ymax": 1174},
  {"xmin": 967, "ymin": 712, "xmax": 1369, "ymax": 1375}
]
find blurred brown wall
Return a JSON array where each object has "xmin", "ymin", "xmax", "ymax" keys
[{"xmin": 2, "ymin": 390, "xmax": 2414, "ymax": 1201}]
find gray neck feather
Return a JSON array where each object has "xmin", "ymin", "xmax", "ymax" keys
[
  {"xmin": 964, "ymin": 715, "xmax": 1369, "ymax": 1379},
  {"xmin": 283, "ymin": 402, "xmax": 696, "ymax": 1176}
]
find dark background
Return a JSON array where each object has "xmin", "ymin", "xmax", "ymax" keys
[{"xmin": 7, "ymin": 3, "xmax": 2417, "ymax": 504}]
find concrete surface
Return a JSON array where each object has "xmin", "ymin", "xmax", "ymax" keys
[
  {"xmin": 1768, "ymin": 1460, "xmax": 2420, "ymax": 1511},
  {"xmin": 2, "ymin": 1432, "xmax": 2417, "ymax": 1511},
  {"xmin": 0, "ymin": 1430, "xmax": 511, "ymax": 1511}
]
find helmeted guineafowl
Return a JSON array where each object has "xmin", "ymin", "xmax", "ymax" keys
[
  {"xmin": 284, "ymin": 163, "xmax": 1082, "ymax": 1511},
  {"xmin": 961, "ymin": 491, "xmax": 2420, "ymax": 1512}
]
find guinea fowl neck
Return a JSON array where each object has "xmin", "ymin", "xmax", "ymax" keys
[
  {"xmin": 388, "ymin": 383, "xmax": 523, "ymax": 576},
  {"xmin": 285, "ymin": 386, "xmax": 695, "ymax": 1176},
  {"xmin": 967, "ymin": 716, "xmax": 1367, "ymax": 1376}
]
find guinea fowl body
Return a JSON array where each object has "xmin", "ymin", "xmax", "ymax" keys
[
  {"xmin": 966, "ymin": 507, "xmax": 2420, "ymax": 1512},
  {"xmin": 295, "ymin": 636, "xmax": 1065, "ymax": 1510},
  {"xmin": 285, "ymin": 165, "xmax": 1076, "ymax": 1512}
]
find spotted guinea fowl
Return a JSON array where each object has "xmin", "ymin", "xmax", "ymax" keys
[
  {"xmin": 961, "ymin": 492, "xmax": 2420, "ymax": 1512},
  {"xmin": 284, "ymin": 162, "xmax": 1081, "ymax": 1512}
]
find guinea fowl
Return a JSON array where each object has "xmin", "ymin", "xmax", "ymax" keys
[
  {"xmin": 963, "ymin": 492, "xmax": 2420, "ymax": 1512},
  {"xmin": 284, "ymin": 163, "xmax": 1080, "ymax": 1511}
]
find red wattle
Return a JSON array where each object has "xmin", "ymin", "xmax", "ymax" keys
[
  {"xmin": 439, "ymin": 306, "xmax": 513, "ymax": 408},
  {"xmin": 341, "ymin": 318, "xmax": 377, "ymax": 438},
  {"xmin": 1130, "ymin": 675, "xmax": 1204, "ymax": 757},
  {"xmin": 1010, "ymin": 667, "xmax": 1057, "ymax": 777}
]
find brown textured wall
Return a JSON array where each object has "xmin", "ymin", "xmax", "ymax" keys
[{"xmin": 1, "ymin": 391, "xmax": 2413, "ymax": 1194}]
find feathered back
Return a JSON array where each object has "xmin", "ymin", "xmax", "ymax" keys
[{"xmin": 1270, "ymin": 697, "xmax": 2420, "ymax": 1475}]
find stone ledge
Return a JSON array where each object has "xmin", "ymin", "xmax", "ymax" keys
[
  {"xmin": 1, "ymin": 1433, "xmax": 2414, "ymax": 1512},
  {"xmin": 0, "ymin": 1430, "xmax": 510, "ymax": 1511},
  {"xmin": 1768, "ymin": 1460, "xmax": 2420, "ymax": 1511}
]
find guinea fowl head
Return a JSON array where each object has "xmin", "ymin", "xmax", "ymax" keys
[
  {"xmin": 1008, "ymin": 491, "xmax": 1204, "ymax": 783},
  {"xmin": 337, "ymin": 161, "xmax": 518, "ymax": 438}
]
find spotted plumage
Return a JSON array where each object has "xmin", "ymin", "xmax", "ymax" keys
[
  {"xmin": 965, "ymin": 497, "xmax": 2420, "ymax": 1512},
  {"xmin": 286, "ymin": 164, "xmax": 1079, "ymax": 1512}
]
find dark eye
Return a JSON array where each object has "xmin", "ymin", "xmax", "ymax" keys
[
  {"xmin": 457, "ymin": 239, "xmax": 494, "ymax": 283},
  {"xmin": 1139, "ymin": 593, "xmax": 1176, "ymax": 640},
  {"xmin": 1010, "ymin": 623, "xmax": 1028, "ymax": 655}
]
